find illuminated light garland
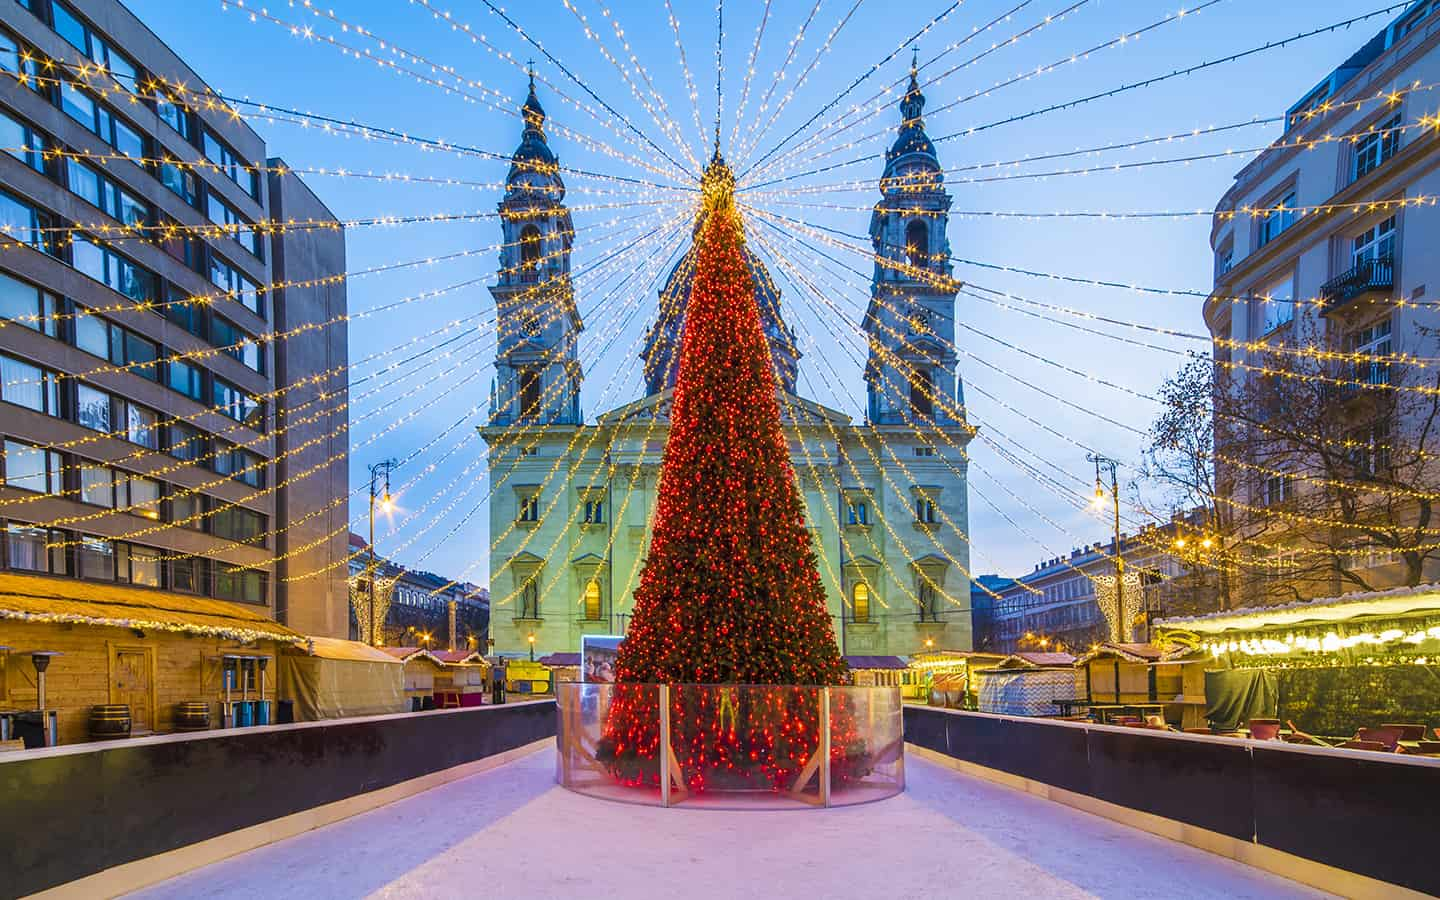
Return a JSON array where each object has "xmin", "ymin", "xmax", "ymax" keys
[
  {"xmin": 225, "ymin": 0, "xmax": 689, "ymax": 187},
  {"xmin": 725, "ymin": 0, "xmax": 774, "ymax": 156},
  {"xmin": 725, "ymin": 0, "xmax": 823, "ymax": 163},
  {"xmin": 742, "ymin": 0, "xmax": 1100, "ymax": 183},
  {"xmin": 663, "ymin": 0, "xmax": 712, "ymax": 153}
]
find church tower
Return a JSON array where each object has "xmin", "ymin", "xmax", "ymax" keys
[
  {"xmin": 489, "ymin": 74, "xmax": 582, "ymax": 426},
  {"xmin": 865, "ymin": 61, "xmax": 963, "ymax": 427}
]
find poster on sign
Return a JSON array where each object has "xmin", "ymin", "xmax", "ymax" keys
[{"xmin": 581, "ymin": 635, "xmax": 624, "ymax": 683}]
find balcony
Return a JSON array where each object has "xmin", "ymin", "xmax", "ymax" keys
[{"xmin": 1320, "ymin": 256, "xmax": 1394, "ymax": 315}]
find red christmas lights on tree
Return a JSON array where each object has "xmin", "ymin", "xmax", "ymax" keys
[{"xmin": 597, "ymin": 154, "xmax": 861, "ymax": 793}]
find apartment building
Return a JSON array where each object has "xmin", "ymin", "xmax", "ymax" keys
[
  {"xmin": 347, "ymin": 534, "xmax": 490, "ymax": 651},
  {"xmin": 0, "ymin": 0, "xmax": 349, "ymax": 636},
  {"xmin": 1204, "ymin": 1, "xmax": 1440, "ymax": 602}
]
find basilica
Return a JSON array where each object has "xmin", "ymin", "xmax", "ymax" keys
[{"xmin": 480, "ymin": 69, "xmax": 973, "ymax": 661}]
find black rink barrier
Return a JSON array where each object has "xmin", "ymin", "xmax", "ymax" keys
[
  {"xmin": 0, "ymin": 700, "xmax": 556, "ymax": 898},
  {"xmin": 903, "ymin": 705, "xmax": 1440, "ymax": 896}
]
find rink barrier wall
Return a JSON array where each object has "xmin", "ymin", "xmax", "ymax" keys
[
  {"xmin": 0, "ymin": 699, "xmax": 556, "ymax": 899},
  {"xmin": 903, "ymin": 705, "xmax": 1440, "ymax": 899}
]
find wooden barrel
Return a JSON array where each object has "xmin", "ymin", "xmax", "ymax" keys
[
  {"xmin": 173, "ymin": 701, "xmax": 212, "ymax": 732},
  {"xmin": 88, "ymin": 704, "xmax": 131, "ymax": 740}
]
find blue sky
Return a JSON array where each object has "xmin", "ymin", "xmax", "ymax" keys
[{"xmin": 129, "ymin": 0, "xmax": 1399, "ymax": 586}]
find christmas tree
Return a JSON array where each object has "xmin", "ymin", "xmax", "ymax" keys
[{"xmin": 597, "ymin": 153, "xmax": 858, "ymax": 792}]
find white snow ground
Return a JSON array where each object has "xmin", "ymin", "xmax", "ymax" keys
[{"xmin": 129, "ymin": 746, "xmax": 1329, "ymax": 900}]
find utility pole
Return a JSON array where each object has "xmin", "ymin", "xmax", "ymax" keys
[
  {"xmin": 1088, "ymin": 454, "xmax": 1124, "ymax": 641},
  {"xmin": 367, "ymin": 459, "xmax": 398, "ymax": 646}
]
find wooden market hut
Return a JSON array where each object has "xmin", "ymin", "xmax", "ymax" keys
[
  {"xmin": 430, "ymin": 649, "xmax": 490, "ymax": 708},
  {"xmin": 380, "ymin": 647, "xmax": 448, "ymax": 709},
  {"xmin": 972, "ymin": 652, "xmax": 1079, "ymax": 717},
  {"xmin": 536, "ymin": 652, "xmax": 581, "ymax": 689},
  {"xmin": 1073, "ymin": 642, "xmax": 1207, "ymax": 729},
  {"xmin": 278, "ymin": 637, "xmax": 406, "ymax": 720},
  {"xmin": 908, "ymin": 650, "xmax": 1009, "ymax": 708},
  {"xmin": 1156, "ymin": 585, "xmax": 1440, "ymax": 737},
  {"xmin": 0, "ymin": 571, "xmax": 302, "ymax": 746},
  {"xmin": 843, "ymin": 655, "xmax": 911, "ymax": 691}
]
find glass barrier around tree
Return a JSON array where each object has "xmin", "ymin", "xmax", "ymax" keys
[{"xmin": 555, "ymin": 682, "xmax": 904, "ymax": 809}]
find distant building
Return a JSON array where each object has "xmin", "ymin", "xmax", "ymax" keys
[
  {"xmin": 1204, "ymin": 1, "xmax": 1440, "ymax": 602},
  {"xmin": 481, "ymin": 69, "xmax": 975, "ymax": 660},
  {"xmin": 968, "ymin": 574, "xmax": 1011, "ymax": 652},
  {"xmin": 987, "ymin": 513, "xmax": 1206, "ymax": 653},
  {"xmin": 347, "ymin": 534, "xmax": 489, "ymax": 651}
]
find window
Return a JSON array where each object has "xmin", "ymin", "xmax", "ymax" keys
[
  {"xmin": 75, "ymin": 384, "xmax": 111, "ymax": 433},
  {"xmin": 913, "ymin": 446, "xmax": 935, "ymax": 457},
  {"xmin": 168, "ymin": 490, "xmax": 205, "ymax": 530},
  {"xmin": 905, "ymin": 219, "xmax": 929, "ymax": 271},
  {"xmin": 167, "ymin": 359, "xmax": 204, "ymax": 402},
  {"xmin": 122, "ymin": 401, "xmax": 158, "ymax": 449},
  {"xmin": 1257, "ymin": 189, "xmax": 1297, "ymax": 248},
  {"xmin": 583, "ymin": 581, "xmax": 601, "ymax": 620},
  {"xmin": 217, "ymin": 566, "xmax": 267, "ymax": 605},
  {"xmin": 73, "ymin": 308, "xmax": 158, "ymax": 380},
  {"xmin": 213, "ymin": 378, "xmax": 263, "ymax": 430},
  {"xmin": 1353, "ymin": 216, "xmax": 1396, "ymax": 267},
  {"xmin": 78, "ymin": 463, "xmax": 113, "ymax": 506},
  {"xmin": 67, "ymin": 162, "xmax": 149, "ymax": 227},
  {"xmin": 151, "ymin": 89, "xmax": 190, "ymax": 139},
  {"xmin": 519, "ymin": 224, "xmax": 542, "ymax": 279},
  {"xmin": 0, "ymin": 27, "xmax": 40, "ymax": 90},
  {"xmin": 60, "ymin": 83, "xmax": 144, "ymax": 157},
  {"xmin": 76, "ymin": 535, "xmax": 113, "ymax": 580},
  {"xmin": 1349, "ymin": 420, "xmax": 1392, "ymax": 477},
  {"xmin": 212, "ymin": 504, "xmax": 265, "ymax": 544},
  {"xmin": 846, "ymin": 500, "xmax": 868, "ymax": 526},
  {"xmin": 213, "ymin": 316, "xmax": 264, "ymax": 373},
  {"xmin": 519, "ymin": 369, "xmax": 541, "ymax": 418},
  {"xmin": 915, "ymin": 496, "xmax": 938, "ymax": 524},
  {"xmin": 71, "ymin": 237, "xmax": 156, "ymax": 303},
  {"xmin": 202, "ymin": 130, "xmax": 258, "ymax": 198},
  {"xmin": 582, "ymin": 498, "xmax": 604, "ymax": 524},
  {"xmin": 520, "ymin": 577, "xmax": 540, "ymax": 618},
  {"xmin": 0, "ymin": 109, "xmax": 45, "ymax": 172},
  {"xmin": 1258, "ymin": 272, "xmax": 1296, "ymax": 334},
  {"xmin": 1354, "ymin": 115, "xmax": 1401, "ymax": 181},
  {"xmin": 209, "ymin": 256, "xmax": 263, "ymax": 317},
  {"xmin": 0, "ymin": 273, "xmax": 59, "ymax": 338},
  {"xmin": 6, "ymin": 523, "xmax": 66, "ymax": 574},
  {"xmin": 1348, "ymin": 318, "xmax": 1393, "ymax": 387},
  {"xmin": 206, "ymin": 193, "xmax": 260, "ymax": 259},
  {"xmin": 118, "ymin": 543, "xmax": 160, "ymax": 587},
  {"xmin": 167, "ymin": 421, "xmax": 205, "ymax": 462},
  {"xmin": 1392, "ymin": 1, "xmax": 1436, "ymax": 41},
  {"xmin": 158, "ymin": 217, "xmax": 204, "ymax": 273},
  {"xmin": 118, "ymin": 473, "xmax": 161, "ymax": 519},
  {"xmin": 518, "ymin": 492, "xmax": 540, "ymax": 523},
  {"xmin": 0, "ymin": 188, "xmax": 50, "ymax": 252},
  {"xmin": 158, "ymin": 155, "xmax": 198, "ymax": 206},
  {"xmin": 1263, "ymin": 474, "xmax": 1293, "ymax": 506},
  {"xmin": 852, "ymin": 582, "xmax": 870, "ymax": 622},
  {"xmin": 3, "ymin": 440, "xmax": 62, "ymax": 494},
  {"xmin": 1216, "ymin": 243, "xmax": 1234, "ymax": 277},
  {"xmin": 214, "ymin": 442, "xmax": 263, "ymax": 488},
  {"xmin": 170, "ymin": 556, "xmax": 205, "ymax": 593},
  {"xmin": 909, "ymin": 369, "xmax": 933, "ymax": 420},
  {"xmin": 0, "ymin": 354, "xmax": 61, "ymax": 415},
  {"xmin": 47, "ymin": 2, "xmax": 138, "ymax": 92},
  {"xmin": 66, "ymin": 159, "xmax": 101, "ymax": 207},
  {"xmin": 165, "ymin": 294, "xmax": 206, "ymax": 338}
]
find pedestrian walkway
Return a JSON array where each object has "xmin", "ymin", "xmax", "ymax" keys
[{"xmin": 131, "ymin": 747, "xmax": 1326, "ymax": 900}]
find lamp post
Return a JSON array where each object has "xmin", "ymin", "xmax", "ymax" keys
[
  {"xmin": 367, "ymin": 459, "xmax": 398, "ymax": 646},
  {"xmin": 1088, "ymin": 453, "xmax": 1124, "ymax": 640}
]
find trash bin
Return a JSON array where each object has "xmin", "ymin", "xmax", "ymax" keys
[{"xmin": 276, "ymin": 700, "xmax": 295, "ymax": 725}]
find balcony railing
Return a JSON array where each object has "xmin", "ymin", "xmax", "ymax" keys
[{"xmin": 1320, "ymin": 256, "xmax": 1394, "ymax": 314}]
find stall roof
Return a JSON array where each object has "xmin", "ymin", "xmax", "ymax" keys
[
  {"xmin": 1156, "ymin": 584, "xmax": 1440, "ymax": 635},
  {"xmin": 378, "ymin": 646, "xmax": 446, "ymax": 665},
  {"xmin": 983, "ymin": 652, "xmax": 1077, "ymax": 670},
  {"xmin": 1073, "ymin": 642, "xmax": 1197, "ymax": 665},
  {"xmin": 537, "ymin": 652, "xmax": 581, "ymax": 667},
  {"xmin": 431, "ymin": 649, "xmax": 486, "ymax": 665},
  {"xmin": 0, "ymin": 572, "xmax": 303, "ymax": 644},
  {"xmin": 844, "ymin": 655, "xmax": 909, "ymax": 670},
  {"xmin": 299, "ymin": 637, "xmax": 402, "ymax": 664}
]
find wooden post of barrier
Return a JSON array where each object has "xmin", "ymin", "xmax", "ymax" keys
[
  {"xmin": 820, "ymin": 687, "xmax": 832, "ymax": 808},
  {"xmin": 659, "ymin": 684, "xmax": 671, "ymax": 808}
]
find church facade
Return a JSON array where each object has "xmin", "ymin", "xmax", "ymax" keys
[{"xmin": 481, "ymin": 70, "xmax": 974, "ymax": 661}]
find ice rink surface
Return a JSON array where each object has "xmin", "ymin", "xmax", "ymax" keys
[{"xmin": 131, "ymin": 746, "xmax": 1329, "ymax": 900}]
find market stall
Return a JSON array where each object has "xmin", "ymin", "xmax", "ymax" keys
[
  {"xmin": 279, "ymin": 637, "xmax": 406, "ymax": 720},
  {"xmin": 973, "ymin": 652, "xmax": 1079, "ymax": 717},
  {"xmin": 536, "ymin": 652, "xmax": 580, "ymax": 689},
  {"xmin": 1073, "ymin": 642, "xmax": 1207, "ymax": 728},
  {"xmin": 431, "ymin": 649, "xmax": 490, "ymax": 708},
  {"xmin": 908, "ymin": 651, "xmax": 1009, "ymax": 708},
  {"xmin": 1157, "ymin": 585, "xmax": 1440, "ymax": 739}
]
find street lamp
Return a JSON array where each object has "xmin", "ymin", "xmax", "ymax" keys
[
  {"xmin": 528, "ymin": 633, "xmax": 536, "ymax": 662},
  {"xmin": 1087, "ymin": 453, "xmax": 1124, "ymax": 640},
  {"xmin": 367, "ymin": 458, "xmax": 398, "ymax": 646}
]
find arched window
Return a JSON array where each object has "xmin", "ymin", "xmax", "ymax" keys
[
  {"xmin": 584, "ymin": 581, "xmax": 602, "ymax": 620},
  {"xmin": 519, "ymin": 369, "xmax": 541, "ymax": 418},
  {"xmin": 909, "ymin": 368, "xmax": 933, "ymax": 420},
  {"xmin": 852, "ymin": 582, "xmax": 871, "ymax": 623},
  {"xmin": 905, "ymin": 220, "xmax": 929, "ymax": 272},
  {"xmin": 519, "ymin": 224, "xmax": 542, "ymax": 279}
]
